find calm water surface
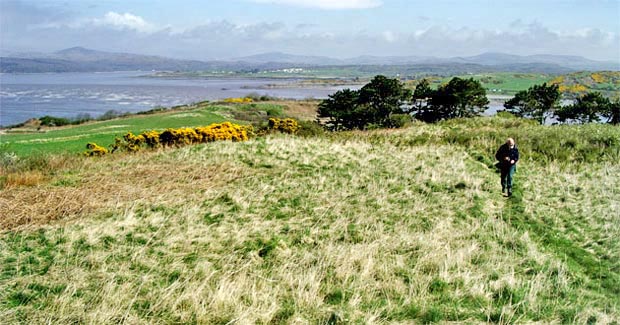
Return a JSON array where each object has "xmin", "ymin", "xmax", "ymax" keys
[{"xmin": 0, "ymin": 72, "xmax": 360, "ymax": 127}]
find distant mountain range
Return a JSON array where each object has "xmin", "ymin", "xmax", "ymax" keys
[
  {"xmin": 236, "ymin": 51, "xmax": 619, "ymax": 71},
  {"xmin": 0, "ymin": 47, "xmax": 289, "ymax": 73},
  {"xmin": 1, "ymin": 47, "xmax": 618, "ymax": 74}
]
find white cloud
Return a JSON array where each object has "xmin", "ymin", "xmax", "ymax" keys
[
  {"xmin": 2, "ymin": 3, "xmax": 618, "ymax": 63},
  {"xmin": 248, "ymin": 0, "xmax": 382, "ymax": 9},
  {"xmin": 403, "ymin": 23, "xmax": 620, "ymax": 61},
  {"xmin": 91, "ymin": 12, "xmax": 156, "ymax": 33},
  {"xmin": 382, "ymin": 30, "xmax": 396, "ymax": 42}
]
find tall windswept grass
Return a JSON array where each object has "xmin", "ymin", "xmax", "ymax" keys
[{"xmin": 1, "ymin": 116, "xmax": 618, "ymax": 323}]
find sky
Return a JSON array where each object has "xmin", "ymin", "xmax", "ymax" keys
[{"xmin": 1, "ymin": 0, "xmax": 619, "ymax": 62}]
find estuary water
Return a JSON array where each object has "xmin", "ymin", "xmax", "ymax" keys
[{"xmin": 0, "ymin": 72, "xmax": 361, "ymax": 127}]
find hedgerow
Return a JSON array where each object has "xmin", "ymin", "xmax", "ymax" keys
[
  {"xmin": 84, "ymin": 118, "xmax": 307, "ymax": 157},
  {"xmin": 89, "ymin": 122, "xmax": 251, "ymax": 156}
]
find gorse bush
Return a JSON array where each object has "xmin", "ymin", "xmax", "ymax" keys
[
  {"xmin": 89, "ymin": 122, "xmax": 250, "ymax": 156},
  {"xmin": 85, "ymin": 143, "xmax": 109, "ymax": 156},
  {"xmin": 223, "ymin": 97, "xmax": 253, "ymax": 103},
  {"xmin": 268, "ymin": 118, "xmax": 300, "ymax": 134},
  {"xmin": 141, "ymin": 130, "xmax": 161, "ymax": 148},
  {"xmin": 122, "ymin": 132, "xmax": 146, "ymax": 152},
  {"xmin": 159, "ymin": 127, "xmax": 201, "ymax": 146},
  {"xmin": 195, "ymin": 122, "xmax": 250, "ymax": 142}
]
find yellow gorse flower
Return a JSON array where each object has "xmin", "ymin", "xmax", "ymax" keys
[
  {"xmin": 223, "ymin": 97, "xmax": 253, "ymax": 103},
  {"xmin": 590, "ymin": 73, "xmax": 607, "ymax": 83},
  {"xmin": 195, "ymin": 122, "xmax": 249, "ymax": 142},
  {"xmin": 268, "ymin": 118, "xmax": 299, "ymax": 134},
  {"xmin": 85, "ymin": 142, "xmax": 109, "ymax": 156},
  {"xmin": 550, "ymin": 76, "xmax": 565, "ymax": 85},
  {"xmin": 86, "ymin": 122, "xmax": 250, "ymax": 156}
]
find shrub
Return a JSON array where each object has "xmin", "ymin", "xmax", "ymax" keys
[
  {"xmin": 296, "ymin": 120, "xmax": 325, "ymax": 137},
  {"xmin": 97, "ymin": 110, "xmax": 124, "ymax": 121},
  {"xmin": 72, "ymin": 113, "xmax": 93, "ymax": 124},
  {"xmin": 85, "ymin": 143, "xmax": 109, "ymax": 156},
  {"xmin": 136, "ymin": 107, "xmax": 168, "ymax": 115},
  {"xmin": 141, "ymin": 130, "xmax": 161, "ymax": 148},
  {"xmin": 245, "ymin": 93, "xmax": 278, "ymax": 102},
  {"xmin": 91, "ymin": 122, "xmax": 250, "ymax": 155},
  {"xmin": 160, "ymin": 127, "xmax": 202, "ymax": 146},
  {"xmin": 265, "ymin": 107, "xmax": 283, "ymax": 117},
  {"xmin": 195, "ymin": 122, "xmax": 249, "ymax": 142},
  {"xmin": 268, "ymin": 118, "xmax": 299, "ymax": 134},
  {"xmin": 223, "ymin": 97, "xmax": 253, "ymax": 103},
  {"xmin": 39, "ymin": 116, "xmax": 71, "ymax": 127},
  {"xmin": 385, "ymin": 114, "xmax": 412, "ymax": 128},
  {"xmin": 122, "ymin": 132, "xmax": 145, "ymax": 152}
]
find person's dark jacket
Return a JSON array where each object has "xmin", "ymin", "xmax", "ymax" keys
[{"xmin": 495, "ymin": 143, "xmax": 519, "ymax": 168}]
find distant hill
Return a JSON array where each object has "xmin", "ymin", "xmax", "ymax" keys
[
  {"xmin": 1, "ymin": 47, "xmax": 617, "ymax": 73},
  {"xmin": 0, "ymin": 47, "xmax": 304, "ymax": 73},
  {"xmin": 457, "ymin": 52, "xmax": 619, "ymax": 71},
  {"xmin": 234, "ymin": 51, "xmax": 617, "ymax": 71}
]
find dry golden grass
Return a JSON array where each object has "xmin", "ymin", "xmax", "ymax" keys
[
  {"xmin": 3, "ymin": 171, "xmax": 46, "ymax": 188},
  {"xmin": 0, "ymin": 126, "xmax": 618, "ymax": 323},
  {"xmin": 271, "ymin": 100, "xmax": 320, "ymax": 121},
  {"xmin": 0, "ymin": 150, "xmax": 246, "ymax": 229}
]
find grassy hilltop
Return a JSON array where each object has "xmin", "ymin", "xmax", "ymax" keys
[{"xmin": 0, "ymin": 103, "xmax": 619, "ymax": 323}]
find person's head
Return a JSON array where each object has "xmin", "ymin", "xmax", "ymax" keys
[{"xmin": 506, "ymin": 138, "xmax": 515, "ymax": 148}]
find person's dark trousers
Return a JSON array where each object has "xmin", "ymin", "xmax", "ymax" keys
[{"xmin": 501, "ymin": 164, "xmax": 516, "ymax": 194}]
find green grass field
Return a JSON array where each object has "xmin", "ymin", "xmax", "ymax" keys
[
  {"xmin": 1, "ymin": 113, "xmax": 618, "ymax": 323},
  {"xmin": 433, "ymin": 73, "xmax": 552, "ymax": 95},
  {"xmin": 1, "ymin": 108, "xmax": 224, "ymax": 156}
]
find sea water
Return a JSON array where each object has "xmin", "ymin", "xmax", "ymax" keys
[{"xmin": 0, "ymin": 72, "xmax": 359, "ymax": 127}]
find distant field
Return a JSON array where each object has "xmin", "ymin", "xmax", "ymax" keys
[
  {"xmin": 407, "ymin": 71, "xmax": 620, "ymax": 96},
  {"xmin": 151, "ymin": 70, "xmax": 620, "ymax": 97},
  {"xmin": 550, "ymin": 71, "xmax": 620, "ymax": 98},
  {"xmin": 400, "ymin": 73, "xmax": 552, "ymax": 95},
  {"xmin": 444, "ymin": 73, "xmax": 552, "ymax": 95}
]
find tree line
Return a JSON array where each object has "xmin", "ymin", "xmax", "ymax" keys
[{"xmin": 318, "ymin": 75, "xmax": 620, "ymax": 130}]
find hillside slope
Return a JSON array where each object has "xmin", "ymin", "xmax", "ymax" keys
[{"xmin": 1, "ymin": 117, "xmax": 618, "ymax": 323}]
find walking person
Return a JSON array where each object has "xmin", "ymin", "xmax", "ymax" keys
[{"xmin": 495, "ymin": 138, "xmax": 519, "ymax": 197}]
